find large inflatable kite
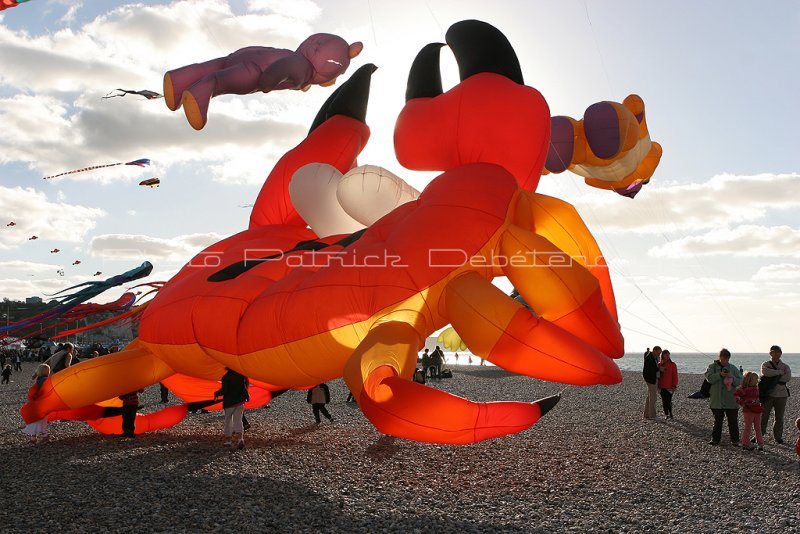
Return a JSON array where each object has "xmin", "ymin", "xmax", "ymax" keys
[
  {"xmin": 163, "ymin": 33, "xmax": 363, "ymax": 130},
  {"xmin": 23, "ymin": 20, "xmax": 662, "ymax": 444}
]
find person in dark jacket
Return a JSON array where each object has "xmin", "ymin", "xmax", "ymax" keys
[
  {"xmin": 214, "ymin": 368, "xmax": 249, "ymax": 449},
  {"xmin": 306, "ymin": 383, "xmax": 333, "ymax": 424},
  {"xmin": 642, "ymin": 346, "xmax": 661, "ymax": 420},
  {"xmin": 119, "ymin": 388, "xmax": 144, "ymax": 438}
]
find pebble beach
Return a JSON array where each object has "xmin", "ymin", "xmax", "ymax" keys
[{"xmin": 1, "ymin": 363, "xmax": 798, "ymax": 533}]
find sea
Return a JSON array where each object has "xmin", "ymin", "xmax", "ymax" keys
[{"xmin": 433, "ymin": 351, "xmax": 799, "ymax": 376}]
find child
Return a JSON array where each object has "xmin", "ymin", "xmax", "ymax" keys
[
  {"xmin": 1, "ymin": 364, "xmax": 11, "ymax": 384},
  {"xmin": 21, "ymin": 364, "xmax": 51, "ymax": 444},
  {"xmin": 734, "ymin": 371, "xmax": 764, "ymax": 450},
  {"xmin": 657, "ymin": 350, "xmax": 678, "ymax": 419},
  {"xmin": 795, "ymin": 418, "xmax": 800, "ymax": 462},
  {"xmin": 213, "ymin": 368, "xmax": 249, "ymax": 449},
  {"xmin": 119, "ymin": 388, "xmax": 144, "ymax": 438}
]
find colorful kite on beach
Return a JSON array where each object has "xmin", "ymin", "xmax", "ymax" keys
[
  {"xmin": 163, "ymin": 33, "xmax": 363, "ymax": 130},
  {"xmin": 43, "ymin": 158, "xmax": 150, "ymax": 180},
  {"xmin": 22, "ymin": 21, "xmax": 662, "ymax": 444},
  {"xmin": 102, "ymin": 88, "xmax": 163, "ymax": 100}
]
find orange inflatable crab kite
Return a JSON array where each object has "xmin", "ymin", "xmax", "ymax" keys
[{"xmin": 22, "ymin": 20, "xmax": 662, "ymax": 444}]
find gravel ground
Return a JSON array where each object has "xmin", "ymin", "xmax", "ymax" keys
[{"xmin": 0, "ymin": 362, "xmax": 798, "ymax": 533}]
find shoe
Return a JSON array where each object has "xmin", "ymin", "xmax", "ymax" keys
[
  {"xmin": 236, "ymin": 440, "xmax": 245, "ymax": 450},
  {"xmin": 708, "ymin": 441, "xmax": 719, "ymax": 446},
  {"xmin": 242, "ymin": 422, "xmax": 251, "ymax": 431},
  {"xmin": 775, "ymin": 438, "xmax": 784, "ymax": 444},
  {"xmin": 751, "ymin": 438, "xmax": 757, "ymax": 444}
]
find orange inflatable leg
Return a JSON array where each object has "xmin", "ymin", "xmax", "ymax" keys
[
  {"xmin": 444, "ymin": 272, "xmax": 621, "ymax": 386},
  {"xmin": 515, "ymin": 192, "xmax": 618, "ymax": 322},
  {"xmin": 21, "ymin": 340, "xmax": 173, "ymax": 424},
  {"xmin": 343, "ymin": 321, "xmax": 559, "ymax": 444}
]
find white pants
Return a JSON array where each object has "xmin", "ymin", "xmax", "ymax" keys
[{"xmin": 223, "ymin": 404, "xmax": 245, "ymax": 437}]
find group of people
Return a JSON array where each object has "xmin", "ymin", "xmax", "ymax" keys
[
  {"xmin": 643, "ymin": 344, "xmax": 798, "ymax": 457},
  {"xmin": 642, "ymin": 346, "xmax": 679, "ymax": 419},
  {"xmin": 419, "ymin": 346, "xmax": 446, "ymax": 379}
]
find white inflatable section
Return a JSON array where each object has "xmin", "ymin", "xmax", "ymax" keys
[
  {"xmin": 289, "ymin": 163, "xmax": 365, "ymax": 238},
  {"xmin": 337, "ymin": 165, "xmax": 420, "ymax": 226}
]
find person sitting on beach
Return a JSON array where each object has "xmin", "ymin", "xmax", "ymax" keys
[
  {"xmin": 704, "ymin": 348, "xmax": 742, "ymax": 446},
  {"xmin": 760, "ymin": 345, "xmax": 792, "ymax": 444},
  {"xmin": 642, "ymin": 346, "xmax": 661, "ymax": 420},
  {"xmin": 657, "ymin": 350, "xmax": 678, "ymax": 419},
  {"xmin": 734, "ymin": 371, "xmax": 764, "ymax": 451}
]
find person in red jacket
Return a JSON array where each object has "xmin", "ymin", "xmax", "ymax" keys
[
  {"xmin": 795, "ymin": 418, "xmax": 800, "ymax": 461},
  {"xmin": 658, "ymin": 350, "xmax": 678, "ymax": 419}
]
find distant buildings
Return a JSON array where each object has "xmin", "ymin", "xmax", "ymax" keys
[{"xmin": 26, "ymin": 296, "xmax": 43, "ymax": 304}]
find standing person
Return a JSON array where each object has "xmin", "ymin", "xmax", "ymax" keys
[
  {"xmin": 159, "ymin": 382, "xmax": 170, "ymax": 404},
  {"xmin": 1, "ymin": 364, "xmax": 11, "ymax": 384},
  {"xmin": 12, "ymin": 352, "xmax": 22, "ymax": 372},
  {"xmin": 214, "ymin": 368, "xmax": 249, "ymax": 449},
  {"xmin": 760, "ymin": 345, "xmax": 792, "ymax": 444},
  {"xmin": 657, "ymin": 349, "xmax": 678, "ymax": 419},
  {"xmin": 306, "ymin": 383, "xmax": 333, "ymax": 424},
  {"xmin": 119, "ymin": 388, "xmax": 144, "ymax": 438},
  {"xmin": 431, "ymin": 346, "xmax": 445, "ymax": 379},
  {"xmin": 643, "ymin": 346, "xmax": 661, "ymax": 420},
  {"xmin": 47, "ymin": 342, "xmax": 74, "ymax": 374},
  {"xmin": 21, "ymin": 364, "xmax": 51, "ymax": 444},
  {"xmin": 794, "ymin": 418, "xmax": 800, "ymax": 462},
  {"xmin": 704, "ymin": 348, "xmax": 742, "ymax": 446},
  {"xmin": 734, "ymin": 371, "xmax": 764, "ymax": 451}
]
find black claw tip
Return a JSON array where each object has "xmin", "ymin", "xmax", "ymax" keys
[
  {"xmin": 309, "ymin": 63, "xmax": 377, "ymax": 134},
  {"xmin": 405, "ymin": 42, "xmax": 445, "ymax": 102},
  {"xmin": 446, "ymin": 19, "xmax": 523, "ymax": 84},
  {"xmin": 536, "ymin": 394, "xmax": 560, "ymax": 417}
]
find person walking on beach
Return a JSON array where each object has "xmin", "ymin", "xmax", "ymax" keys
[
  {"xmin": 760, "ymin": 345, "xmax": 792, "ymax": 444},
  {"xmin": 214, "ymin": 368, "xmax": 250, "ymax": 449},
  {"xmin": 12, "ymin": 352, "xmax": 22, "ymax": 372},
  {"xmin": 21, "ymin": 364, "xmax": 51, "ymax": 444},
  {"xmin": 1, "ymin": 364, "xmax": 11, "ymax": 384},
  {"xmin": 704, "ymin": 348, "xmax": 742, "ymax": 446},
  {"xmin": 119, "ymin": 388, "xmax": 144, "ymax": 438},
  {"xmin": 643, "ymin": 346, "xmax": 661, "ymax": 419},
  {"xmin": 734, "ymin": 371, "xmax": 764, "ymax": 451},
  {"xmin": 307, "ymin": 383, "xmax": 333, "ymax": 424},
  {"xmin": 657, "ymin": 349, "xmax": 678, "ymax": 419},
  {"xmin": 159, "ymin": 382, "xmax": 170, "ymax": 404}
]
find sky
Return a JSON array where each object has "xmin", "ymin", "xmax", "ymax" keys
[{"xmin": 0, "ymin": 0, "xmax": 798, "ymax": 355}]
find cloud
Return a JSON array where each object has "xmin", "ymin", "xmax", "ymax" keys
[
  {"xmin": 0, "ymin": 185, "xmax": 106, "ymax": 245},
  {"xmin": 650, "ymin": 225, "xmax": 800, "ymax": 258},
  {"xmin": 0, "ymin": 1, "xmax": 319, "ymax": 184},
  {"xmin": 752, "ymin": 263, "xmax": 800, "ymax": 281},
  {"xmin": 573, "ymin": 172, "xmax": 800, "ymax": 234},
  {"xmin": 89, "ymin": 232, "xmax": 225, "ymax": 261},
  {"xmin": 0, "ymin": 260, "xmax": 60, "ymax": 273}
]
